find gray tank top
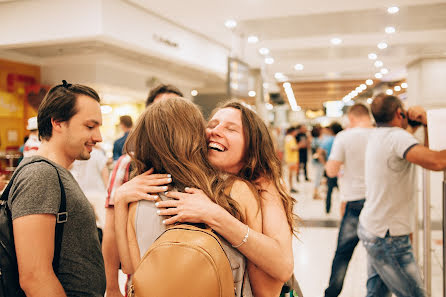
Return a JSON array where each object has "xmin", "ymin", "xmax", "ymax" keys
[{"xmin": 134, "ymin": 193, "xmax": 253, "ymax": 297}]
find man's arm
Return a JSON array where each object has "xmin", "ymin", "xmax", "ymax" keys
[
  {"xmin": 13, "ymin": 214, "xmax": 67, "ymax": 297},
  {"xmin": 405, "ymin": 145, "xmax": 446, "ymax": 171},
  {"xmin": 325, "ymin": 160, "xmax": 343, "ymax": 178}
]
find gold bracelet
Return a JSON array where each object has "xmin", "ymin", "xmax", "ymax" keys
[{"xmin": 232, "ymin": 226, "xmax": 250, "ymax": 248}]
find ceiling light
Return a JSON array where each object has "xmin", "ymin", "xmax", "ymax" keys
[
  {"xmin": 360, "ymin": 84, "xmax": 367, "ymax": 90},
  {"xmin": 248, "ymin": 91, "xmax": 256, "ymax": 97},
  {"xmin": 380, "ymin": 68, "xmax": 389, "ymax": 74},
  {"xmin": 224, "ymin": 19, "xmax": 237, "ymax": 29},
  {"xmin": 100, "ymin": 105, "xmax": 112, "ymax": 114},
  {"xmin": 355, "ymin": 86, "xmax": 362, "ymax": 92},
  {"xmin": 343, "ymin": 95, "xmax": 352, "ymax": 102},
  {"xmin": 377, "ymin": 42, "xmax": 388, "ymax": 50},
  {"xmin": 375, "ymin": 73, "xmax": 383, "ymax": 79},
  {"xmin": 265, "ymin": 57, "xmax": 274, "ymax": 64},
  {"xmin": 352, "ymin": 90, "xmax": 359, "ymax": 96},
  {"xmin": 385, "ymin": 26, "xmax": 396, "ymax": 34},
  {"xmin": 191, "ymin": 90, "xmax": 198, "ymax": 96},
  {"xmin": 283, "ymin": 83, "xmax": 299, "ymax": 111},
  {"xmin": 386, "ymin": 89, "xmax": 393, "ymax": 95},
  {"xmin": 367, "ymin": 98, "xmax": 373, "ymax": 104},
  {"xmin": 263, "ymin": 82, "xmax": 269, "ymax": 89},
  {"xmin": 275, "ymin": 72, "xmax": 285, "ymax": 79},
  {"xmin": 387, "ymin": 6, "xmax": 399, "ymax": 14},
  {"xmin": 259, "ymin": 47, "xmax": 270, "ymax": 55},
  {"xmin": 265, "ymin": 103, "xmax": 274, "ymax": 110},
  {"xmin": 394, "ymin": 86, "xmax": 401, "ymax": 91},
  {"xmin": 368, "ymin": 53, "xmax": 378, "ymax": 60},
  {"xmin": 247, "ymin": 35, "xmax": 259, "ymax": 43},
  {"xmin": 330, "ymin": 37, "xmax": 342, "ymax": 45},
  {"xmin": 294, "ymin": 63, "xmax": 304, "ymax": 71},
  {"xmin": 401, "ymin": 82, "xmax": 408, "ymax": 89},
  {"xmin": 374, "ymin": 60, "xmax": 383, "ymax": 68},
  {"xmin": 366, "ymin": 79, "xmax": 374, "ymax": 85}
]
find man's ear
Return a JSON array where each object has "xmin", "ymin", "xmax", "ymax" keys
[{"xmin": 51, "ymin": 118, "xmax": 64, "ymax": 134}]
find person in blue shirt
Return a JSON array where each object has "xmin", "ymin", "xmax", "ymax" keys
[
  {"xmin": 317, "ymin": 122, "xmax": 343, "ymax": 213},
  {"xmin": 113, "ymin": 115, "xmax": 133, "ymax": 161}
]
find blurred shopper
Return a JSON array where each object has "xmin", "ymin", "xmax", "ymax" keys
[
  {"xmin": 296, "ymin": 124, "xmax": 310, "ymax": 182},
  {"xmin": 0, "ymin": 174, "xmax": 5, "ymax": 192},
  {"xmin": 103, "ymin": 84, "xmax": 183, "ymax": 297},
  {"xmin": 324, "ymin": 103, "xmax": 374, "ymax": 297},
  {"xmin": 284, "ymin": 126, "xmax": 299, "ymax": 193},
  {"xmin": 23, "ymin": 116, "xmax": 41, "ymax": 158},
  {"xmin": 70, "ymin": 144, "xmax": 109, "ymax": 239},
  {"xmin": 6, "ymin": 81, "xmax": 105, "ymax": 296},
  {"xmin": 311, "ymin": 125, "xmax": 324, "ymax": 199},
  {"xmin": 358, "ymin": 95, "xmax": 446, "ymax": 297},
  {"xmin": 113, "ymin": 115, "xmax": 133, "ymax": 161},
  {"xmin": 317, "ymin": 123, "xmax": 343, "ymax": 213}
]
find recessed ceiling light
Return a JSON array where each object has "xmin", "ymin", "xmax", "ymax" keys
[
  {"xmin": 377, "ymin": 42, "xmax": 388, "ymax": 50},
  {"xmin": 401, "ymin": 82, "xmax": 408, "ymax": 88},
  {"xmin": 263, "ymin": 82, "xmax": 269, "ymax": 89},
  {"xmin": 356, "ymin": 86, "xmax": 362, "ymax": 92},
  {"xmin": 248, "ymin": 91, "xmax": 256, "ymax": 97},
  {"xmin": 101, "ymin": 105, "xmax": 112, "ymax": 114},
  {"xmin": 374, "ymin": 60, "xmax": 383, "ymax": 68},
  {"xmin": 247, "ymin": 35, "xmax": 259, "ymax": 43},
  {"xmin": 367, "ymin": 98, "xmax": 373, "ymax": 104},
  {"xmin": 380, "ymin": 68, "xmax": 389, "ymax": 74},
  {"xmin": 330, "ymin": 37, "xmax": 342, "ymax": 45},
  {"xmin": 385, "ymin": 26, "xmax": 396, "ymax": 34},
  {"xmin": 360, "ymin": 84, "xmax": 367, "ymax": 90},
  {"xmin": 191, "ymin": 90, "xmax": 198, "ymax": 96},
  {"xmin": 366, "ymin": 79, "xmax": 374, "ymax": 85},
  {"xmin": 352, "ymin": 90, "xmax": 359, "ymax": 96},
  {"xmin": 386, "ymin": 89, "xmax": 394, "ymax": 95},
  {"xmin": 387, "ymin": 6, "xmax": 399, "ymax": 14},
  {"xmin": 375, "ymin": 73, "xmax": 383, "ymax": 79},
  {"xmin": 224, "ymin": 19, "xmax": 237, "ymax": 29},
  {"xmin": 394, "ymin": 86, "xmax": 401, "ymax": 91},
  {"xmin": 294, "ymin": 63, "xmax": 304, "ymax": 71},
  {"xmin": 283, "ymin": 82, "xmax": 291, "ymax": 88},
  {"xmin": 275, "ymin": 72, "xmax": 285, "ymax": 79},
  {"xmin": 265, "ymin": 57, "xmax": 274, "ymax": 64},
  {"xmin": 368, "ymin": 53, "xmax": 378, "ymax": 60},
  {"xmin": 259, "ymin": 47, "xmax": 270, "ymax": 55}
]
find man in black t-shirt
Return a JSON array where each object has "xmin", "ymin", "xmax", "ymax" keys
[{"xmin": 295, "ymin": 125, "xmax": 310, "ymax": 182}]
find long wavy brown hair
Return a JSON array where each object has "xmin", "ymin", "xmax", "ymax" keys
[
  {"xmin": 210, "ymin": 100, "xmax": 299, "ymax": 234},
  {"xmin": 125, "ymin": 97, "xmax": 244, "ymax": 222}
]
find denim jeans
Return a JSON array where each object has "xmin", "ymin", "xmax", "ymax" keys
[
  {"xmin": 357, "ymin": 224, "xmax": 426, "ymax": 297},
  {"xmin": 325, "ymin": 176, "xmax": 338, "ymax": 213},
  {"xmin": 324, "ymin": 199, "xmax": 365, "ymax": 297}
]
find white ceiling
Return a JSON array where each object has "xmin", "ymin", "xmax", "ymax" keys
[{"xmin": 129, "ymin": 0, "xmax": 446, "ymax": 83}]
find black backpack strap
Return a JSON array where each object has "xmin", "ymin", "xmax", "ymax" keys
[{"xmin": 1, "ymin": 159, "xmax": 67, "ymax": 273}]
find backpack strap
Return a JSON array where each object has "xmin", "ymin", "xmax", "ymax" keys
[{"xmin": 1, "ymin": 159, "xmax": 67, "ymax": 273}]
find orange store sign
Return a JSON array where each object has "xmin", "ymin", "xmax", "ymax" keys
[{"xmin": 0, "ymin": 91, "xmax": 23, "ymax": 118}]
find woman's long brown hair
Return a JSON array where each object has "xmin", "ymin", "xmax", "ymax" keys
[
  {"xmin": 211, "ymin": 100, "xmax": 299, "ymax": 234},
  {"xmin": 125, "ymin": 97, "xmax": 244, "ymax": 222}
]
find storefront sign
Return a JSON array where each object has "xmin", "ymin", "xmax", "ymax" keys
[{"xmin": 0, "ymin": 91, "xmax": 23, "ymax": 118}]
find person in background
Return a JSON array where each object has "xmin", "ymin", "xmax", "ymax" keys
[
  {"xmin": 323, "ymin": 103, "xmax": 374, "ymax": 297},
  {"xmin": 296, "ymin": 124, "xmax": 310, "ymax": 182},
  {"xmin": 113, "ymin": 115, "xmax": 133, "ymax": 161},
  {"xmin": 70, "ymin": 144, "xmax": 109, "ymax": 241},
  {"xmin": 23, "ymin": 116, "xmax": 41, "ymax": 158},
  {"xmin": 0, "ymin": 174, "xmax": 5, "ymax": 192},
  {"xmin": 358, "ymin": 95, "xmax": 446, "ymax": 297},
  {"xmin": 311, "ymin": 125, "xmax": 323, "ymax": 200},
  {"xmin": 103, "ymin": 84, "xmax": 183, "ymax": 297},
  {"xmin": 317, "ymin": 122, "xmax": 343, "ymax": 213},
  {"xmin": 284, "ymin": 126, "xmax": 299, "ymax": 193}
]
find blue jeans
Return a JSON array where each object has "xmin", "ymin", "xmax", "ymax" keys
[
  {"xmin": 357, "ymin": 224, "xmax": 426, "ymax": 297},
  {"xmin": 325, "ymin": 176, "xmax": 337, "ymax": 213},
  {"xmin": 324, "ymin": 199, "xmax": 364, "ymax": 297}
]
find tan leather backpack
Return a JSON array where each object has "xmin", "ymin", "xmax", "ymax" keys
[{"xmin": 128, "ymin": 224, "xmax": 236, "ymax": 297}]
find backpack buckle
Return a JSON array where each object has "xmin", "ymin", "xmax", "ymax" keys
[{"xmin": 56, "ymin": 212, "xmax": 68, "ymax": 223}]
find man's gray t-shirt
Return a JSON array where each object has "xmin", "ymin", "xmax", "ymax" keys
[
  {"xmin": 8, "ymin": 156, "xmax": 106, "ymax": 297},
  {"xmin": 328, "ymin": 127, "xmax": 372, "ymax": 201},
  {"xmin": 359, "ymin": 127, "xmax": 419, "ymax": 238}
]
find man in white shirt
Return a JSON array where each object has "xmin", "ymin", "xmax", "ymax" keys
[
  {"xmin": 358, "ymin": 95, "xmax": 446, "ymax": 297},
  {"xmin": 324, "ymin": 103, "xmax": 374, "ymax": 297},
  {"xmin": 23, "ymin": 117, "xmax": 41, "ymax": 158}
]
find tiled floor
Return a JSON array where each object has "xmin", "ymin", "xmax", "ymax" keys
[{"xmin": 115, "ymin": 171, "xmax": 444, "ymax": 297}]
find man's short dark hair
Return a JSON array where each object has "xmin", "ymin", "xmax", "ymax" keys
[
  {"xmin": 329, "ymin": 122, "xmax": 343, "ymax": 135},
  {"xmin": 145, "ymin": 84, "xmax": 183, "ymax": 107},
  {"xmin": 38, "ymin": 82, "xmax": 100, "ymax": 141},
  {"xmin": 348, "ymin": 103, "xmax": 370, "ymax": 118},
  {"xmin": 119, "ymin": 115, "xmax": 133, "ymax": 128},
  {"xmin": 371, "ymin": 94, "xmax": 402, "ymax": 124}
]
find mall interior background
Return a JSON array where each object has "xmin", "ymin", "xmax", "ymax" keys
[{"xmin": 1, "ymin": 0, "xmax": 446, "ymax": 296}]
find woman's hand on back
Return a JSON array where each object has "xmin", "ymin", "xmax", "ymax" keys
[
  {"xmin": 155, "ymin": 187, "xmax": 221, "ymax": 225},
  {"xmin": 114, "ymin": 168, "xmax": 172, "ymax": 207}
]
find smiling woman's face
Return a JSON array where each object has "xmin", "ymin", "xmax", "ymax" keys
[{"xmin": 206, "ymin": 107, "xmax": 246, "ymax": 174}]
